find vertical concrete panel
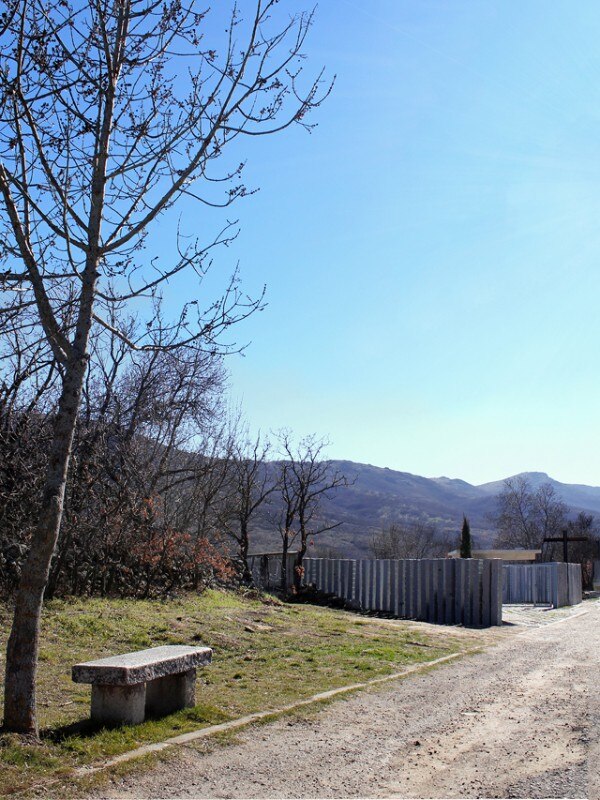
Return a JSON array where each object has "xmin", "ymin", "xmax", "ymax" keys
[
  {"xmin": 478, "ymin": 560, "xmax": 488, "ymax": 627},
  {"xmin": 574, "ymin": 564, "xmax": 582, "ymax": 604},
  {"xmin": 357, "ymin": 561, "xmax": 364, "ymax": 609},
  {"xmin": 382, "ymin": 560, "xmax": 391, "ymax": 612},
  {"xmin": 387, "ymin": 559, "xmax": 395, "ymax": 612},
  {"xmin": 356, "ymin": 559, "xmax": 363, "ymax": 606},
  {"xmin": 303, "ymin": 558, "xmax": 310, "ymax": 587},
  {"xmin": 556, "ymin": 562, "xmax": 565, "ymax": 607},
  {"xmin": 345, "ymin": 560, "xmax": 353, "ymax": 601},
  {"xmin": 464, "ymin": 560, "xmax": 473, "ymax": 627},
  {"xmin": 417, "ymin": 558, "xmax": 425, "ymax": 620},
  {"xmin": 429, "ymin": 560, "xmax": 437, "ymax": 623},
  {"xmin": 358, "ymin": 560, "xmax": 365, "ymax": 609},
  {"xmin": 476, "ymin": 559, "xmax": 490, "ymax": 627},
  {"xmin": 373, "ymin": 560, "xmax": 381, "ymax": 611},
  {"xmin": 426, "ymin": 559, "xmax": 434, "ymax": 622},
  {"xmin": 435, "ymin": 560, "xmax": 444, "ymax": 624},
  {"xmin": 389, "ymin": 560, "xmax": 397, "ymax": 615},
  {"xmin": 348, "ymin": 560, "xmax": 355, "ymax": 602},
  {"xmin": 402, "ymin": 561, "xmax": 409, "ymax": 618},
  {"xmin": 468, "ymin": 560, "xmax": 479, "ymax": 626},
  {"xmin": 370, "ymin": 560, "xmax": 377, "ymax": 610},
  {"xmin": 474, "ymin": 559, "xmax": 483, "ymax": 626},
  {"xmin": 454, "ymin": 559, "xmax": 464, "ymax": 625},
  {"xmin": 412, "ymin": 559, "xmax": 420, "ymax": 619},
  {"xmin": 464, "ymin": 560, "xmax": 474, "ymax": 626},
  {"xmin": 428, "ymin": 560, "xmax": 435, "ymax": 623},
  {"xmin": 320, "ymin": 558, "xmax": 327, "ymax": 593},
  {"xmin": 443, "ymin": 559, "xmax": 455, "ymax": 625},
  {"xmin": 372, "ymin": 560, "xmax": 381, "ymax": 610},
  {"xmin": 370, "ymin": 560, "xmax": 378, "ymax": 610},
  {"xmin": 489, "ymin": 560, "xmax": 502, "ymax": 626},
  {"xmin": 359, "ymin": 560, "xmax": 368, "ymax": 610},
  {"xmin": 365, "ymin": 559, "xmax": 372, "ymax": 610},
  {"xmin": 428, "ymin": 559, "xmax": 436, "ymax": 623},
  {"xmin": 423, "ymin": 558, "xmax": 435, "ymax": 622},
  {"xmin": 480, "ymin": 561, "xmax": 490, "ymax": 627},
  {"xmin": 397, "ymin": 560, "xmax": 406, "ymax": 617},
  {"xmin": 350, "ymin": 560, "xmax": 358, "ymax": 604},
  {"xmin": 339, "ymin": 560, "xmax": 347, "ymax": 600}
]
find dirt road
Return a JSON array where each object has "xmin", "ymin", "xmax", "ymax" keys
[{"xmin": 93, "ymin": 602, "xmax": 600, "ymax": 799}]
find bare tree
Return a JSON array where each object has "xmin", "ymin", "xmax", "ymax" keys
[
  {"xmin": 276, "ymin": 432, "xmax": 349, "ymax": 592},
  {"xmin": 275, "ymin": 456, "xmax": 299, "ymax": 594},
  {"xmin": 492, "ymin": 476, "xmax": 568, "ymax": 550},
  {"xmin": 220, "ymin": 430, "xmax": 275, "ymax": 585},
  {"xmin": 370, "ymin": 519, "xmax": 450, "ymax": 560},
  {"xmin": 536, "ymin": 511, "xmax": 600, "ymax": 589},
  {"xmin": 0, "ymin": 0, "xmax": 330, "ymax": 734}
]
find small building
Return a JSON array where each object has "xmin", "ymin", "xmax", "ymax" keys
[{"xmin": 447, "ymin": 548, "xmax": 541, "ymax": 564}]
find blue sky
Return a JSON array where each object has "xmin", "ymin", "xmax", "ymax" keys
[{"xmin": 161, "ymin": 1, "xmax": 600, "ymax": 486}]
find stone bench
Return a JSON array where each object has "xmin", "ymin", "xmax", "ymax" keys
[{"xmin": 72, "ymin": 645, "xmax": 212, "ymax": 726}]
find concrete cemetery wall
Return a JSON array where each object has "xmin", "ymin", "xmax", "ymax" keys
[
  {"xmin": 502, "ymin": 562, "xmax": 582, "ymax": 607},
  {"xmin": 248, "ymin": 552, "xmax": 297, "ymax": 591},
  {"xmin": 303, "ymin": 557, "xmax": 503, "ymax": 627}
]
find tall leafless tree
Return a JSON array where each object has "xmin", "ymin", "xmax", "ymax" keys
[
  {"xmin": 220, "ymin": 430, "xmax": 275, "ymax": 584},
  {"xmin": 370, "ymin": 519, "xmax": 451, "ymax": 560},
  {"xmin": 276, "ymin": 432, "xmax": 349, "ymax": 592},
  {"xmin": 0, "ymin": 0, "xmax": 330, "ymax": 734},
  {"xmin": 492, "ymin": 475, "xmax": 568, "ymax": 550}
]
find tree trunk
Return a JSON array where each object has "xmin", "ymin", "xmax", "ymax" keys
[
  {"xmin": 240, "ymin": 524, "xmax": 253, "ymax": 586},
  {"xmin": 280, "ymin": 534, "xmax": 289, "ymax": 596},
  {"xmin": 3, "ymin": 356, "xmax": 87, "ymax": 735},
  {"xmin": 294, "ymin": 534, "xmax": 308, "ymax": 592},
  {"xmin": 293, "ymin": 519, "xmax": 309, "ymax": 593}
]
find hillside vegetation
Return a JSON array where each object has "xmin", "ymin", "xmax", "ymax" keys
[{"xmin": 251, "ymin": 465, "xmax": 600, "ymax": 557}]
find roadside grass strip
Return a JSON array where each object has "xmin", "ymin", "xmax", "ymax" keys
[
  {"xmin": 0, "ymin": 590, "xmax": 476, "ymax": 797},
  {"xmin": 74, "ymin": 649, "xmax": 479, "ymax": 772}
]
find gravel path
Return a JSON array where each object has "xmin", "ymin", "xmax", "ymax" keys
[{"xmin": 91, "ymin": 602, "xmax": 600, "ymax": 799}]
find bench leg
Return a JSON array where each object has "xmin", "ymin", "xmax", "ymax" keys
[
  {"xmin": 145, "ymin": 668, "xmax": 196, "ymax": 716},
  {"xmin": 91, "ymin": 683, "xmax": 146, "ymax": 726}
]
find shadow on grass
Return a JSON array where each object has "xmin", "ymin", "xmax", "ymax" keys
[{"xmin": 42, "ymin": 717, "xmax": 101, "ymax": 744}]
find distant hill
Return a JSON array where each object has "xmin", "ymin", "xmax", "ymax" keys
[{"xmin": 250, "ymin": 465, "xmax": 600, "ymax": 558}]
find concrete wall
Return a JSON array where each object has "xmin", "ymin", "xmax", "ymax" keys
[
  {"xmin": 303, "ymin": 557, "xmax": 503, "ymax": 627},
  {"xmin": 502, "ymin": 562, "xmax": 582, "ymax": 607},
  {"xmin": 593, "ymin": 560, "xmax": 600, "ymax": 590},
  {"xmin": 248, "ymin": 552, "xmax": 297, "ymax": 591}
]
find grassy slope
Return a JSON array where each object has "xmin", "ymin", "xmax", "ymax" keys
[{"xmin": 0, "ymin": 590, "xmax": 475, "ymax": 796}]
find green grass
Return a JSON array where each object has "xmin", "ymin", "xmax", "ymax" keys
[{"xmin": 0, "ymin": 589, "xmax": 475, "ymax": 796}]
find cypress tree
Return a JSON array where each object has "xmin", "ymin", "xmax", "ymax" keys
[{"xmin": 460, "ymin": 515, "xmax": 472, "ymax": 558}]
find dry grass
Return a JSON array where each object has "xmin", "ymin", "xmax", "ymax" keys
[{"xmin": 0, "ymin": 589, "xmax": 475, "ymax": 796}]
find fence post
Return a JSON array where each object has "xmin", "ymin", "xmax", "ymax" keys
[{"xmin": 490, "ymin": 560, "xmax": 502, "ymax": 626}]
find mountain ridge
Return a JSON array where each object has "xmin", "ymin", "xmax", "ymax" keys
[{"xmin": 253, "ymin": 464, "xmax": 600, "ymax": 558}]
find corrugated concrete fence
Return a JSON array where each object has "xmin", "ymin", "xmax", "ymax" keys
[
  {"xmin": 303, "ymin": 557, "xmax": 503, "ymax": 627},
  {"xmin": 248, "ymin": 552, "xmax": 297, "ymax": 591},
  {"xmin": 502, "ymin": 562, "xmax": 582, "ymax": 607}
]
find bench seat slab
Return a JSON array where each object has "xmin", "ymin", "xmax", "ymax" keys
[{"xmin": 72, "ymin": 645, "xmax": 212, "ymax": 685}]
